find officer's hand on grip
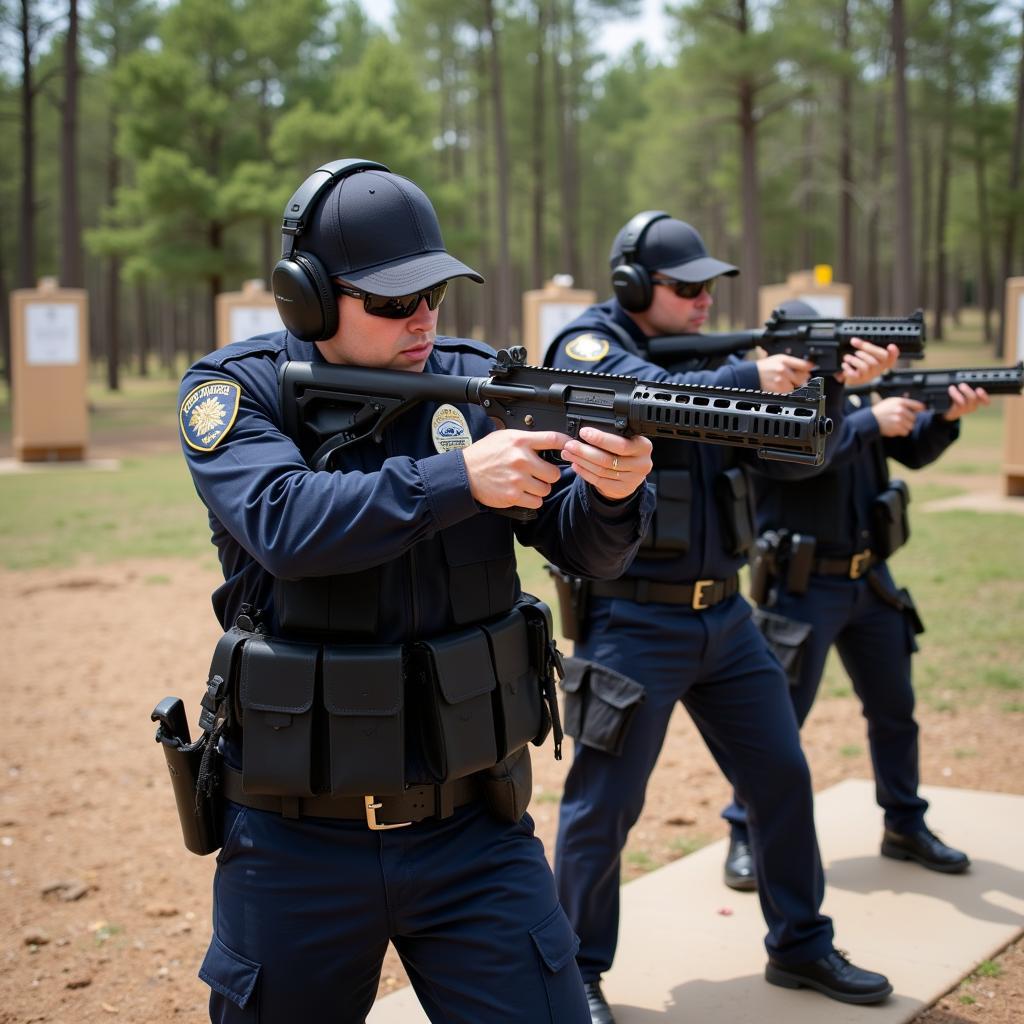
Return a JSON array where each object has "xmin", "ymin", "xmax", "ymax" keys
[
  {"xmin": 836, "ymin": 339, "xmax": 900, "ymax": 386},
  {"xmin": 560, "ymin": 428, "xmax": 653, "ymax": 502},
  {"xmin": 463, "ymin": 429, "xmax": 569, "ymax": 510},
  {"xmin": 756, "ymin": 353, "xmax": 814, "ymax": 393},
  {"xmin": 942, "ymin": 382, "xmax": 990, "ymax": 422},
  {"xmin": 871, "ymin": 396, "xmax": 926, "ymax": 437}
]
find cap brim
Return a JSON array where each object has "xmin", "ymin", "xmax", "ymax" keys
[
  {"xmin": 657, "ymin": 256, "xmax": 739, "ymax": 282},
  {"xmin": 336, "ymin": 251, "xmax": 484, "ymax": 295}
]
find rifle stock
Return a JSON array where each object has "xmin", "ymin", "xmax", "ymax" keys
[
  {"xmin": 848, "ymin": 362, "xmax": 1024, "ymax": 413},
  {"xmin": 280, "ymin": 347, "xmax": 834, "ymax": 518}
]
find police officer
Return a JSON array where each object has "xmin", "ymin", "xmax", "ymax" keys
[
  {"xmin": 548, "ymin": 212, "xmax": 899, "ymax": 1021},
  {"xmin": 177, "ymin": 159, "xmax": 655, "ymax": 1023},
  {"xmin": 721, "ymin": 298, "xmax": 987, "ymax": 894}
]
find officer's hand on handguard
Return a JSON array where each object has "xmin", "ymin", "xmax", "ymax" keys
[
  {"xmin": 559, "ymin": 428, "xmax": 653, "ymax": 501},
  {"xmin": 942, "ymin": 383, "xmax": 990, "ymax": 422},
  {"xmin": 463, "ymin": 429, "xmax": 570, "ymax": 511},
  {"xmin": 756, "ymin": 353, "xmax": 814, "ymax": 393},
  {"xmin": 835, "ymin": 339, "xmax": 900, "ymax": 386},
  {"xmin": 871, "ymin": 396, "xmax": 926, "ymax": 437}
]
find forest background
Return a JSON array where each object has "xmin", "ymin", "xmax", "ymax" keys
[{"xmin": 1, "ymin": 0, "xmax": 1023, "ymax": 394}]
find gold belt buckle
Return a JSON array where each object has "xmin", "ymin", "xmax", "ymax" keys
[
  {"xmin": 364, "ymin": 796, "xmax": 412, "ymax": 831},
  {"xmin": 849, "ymin": 550, "xmax": 872, "ymax": 579},
  {"xmin": 692, "ymin": 579, "xmax": 714, "ymax": 610}
]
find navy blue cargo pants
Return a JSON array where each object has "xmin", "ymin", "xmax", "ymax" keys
[
  {"xmin": 555, "ymin": 593, "xmax": 835, "ymax": 982},
  {"xmin": 201, "ymin": 799, "xmax": 590, "ymax": 1023},
  {"xmin": 725, "ymin": 564, "xmax": 927, "ymax": 839}
]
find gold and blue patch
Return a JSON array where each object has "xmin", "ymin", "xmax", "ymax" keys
[
  {"xmin": 180, "ymin": 379, "xmax": 241, "ymax": 452},
  {"xmin": 564, "ymin": 333, "xmax": 610, "ymax": 362}
]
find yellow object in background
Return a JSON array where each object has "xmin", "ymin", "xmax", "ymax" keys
[{"xmin": 814, "ymin": 264, "xmax": 834, "ymax": 286}]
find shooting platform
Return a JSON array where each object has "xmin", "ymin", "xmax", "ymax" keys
[{"xmin": 368, "ymin": 779, "xmax": 1024, "ymax": 1023}]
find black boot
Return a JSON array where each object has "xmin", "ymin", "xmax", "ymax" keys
[
  {"xmin": 766, "ymin": 949, "xmax": 893, "ymax": 1004},
  {"xmin": 584, "ymin": 980, "xmax": 616, "ymax": 1024},
  {"xmin": 881, "ymin": 826, "xmax": 970, "ymax": 873},
  {"xmin": 723, "ymin": 832, "xmax": 757, "ymax": 891}
]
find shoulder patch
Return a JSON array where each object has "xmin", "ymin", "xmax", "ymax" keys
[
  {"xmin": 565, "ymin": 334, "xmax": 610, "ymax": 362},
  {"xmin": 180, "ymin": 380, "xmax": 241, "ymax": 452}
]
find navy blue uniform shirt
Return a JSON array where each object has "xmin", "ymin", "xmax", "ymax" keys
[
  {"xmin": 755, "ymin": 398, "xmax": 960, "ymax": 556},
  {"xmin": 179, "ymin": 330, "xmax": 654, "ymax": 635},
  {"xmin": 547, "ymin": 298, "xmax": 847, "ymax": 583}
]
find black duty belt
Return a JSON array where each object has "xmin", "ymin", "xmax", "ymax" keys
[
  {"xmin": 813, "ymin": 549, "xmax": 875, "ymax": 580},
  {"xmin": 590, "ymin": 574, "xmax": 739, "ymax": 610},
  {"xmin": 222, "ymin": 765, "xmax": 480, "ymax": 830}
]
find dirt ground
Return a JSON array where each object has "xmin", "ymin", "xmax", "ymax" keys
[{"xmin": 0, "ymin": 557, "xmax": 1020, "ymax": 1024}]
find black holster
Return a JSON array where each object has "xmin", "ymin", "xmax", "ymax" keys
[
  {"xmin": 152, "ymin": 697, "xmax": 223, "ymax": 856},
  {"xmin": 479, "ymin": 745, "xmax": 533, "ymax": 823},
  {"xmin": 872, "ymin": 479, "xmax": 911, "ymax": 559},
  {"xmin": 748, "ymin": 531, "xmax": 780, "ymax": 606},
  {"xmin": 545, "ymin": 563, "xmax": 590, "ymax": 643},
  {"xmin": 152, "ymin": 622, "xmax": 254, "ymax": 855}
]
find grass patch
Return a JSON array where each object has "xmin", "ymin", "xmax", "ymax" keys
[
  {"xmin": 974, "ymin": 960, "xmax": 1001, "ymax": 979},
  {"xmin": 668, "ymin": 835, "xmax": 709, "ymax": 859},
  {"xmin": 624, "ymin": 849, "xmax": 658, "ymax": 873},
  {"xmin": 0, "ymin": 453, "xmax": 213, "ymax": 569},
  {"xmin": 839, "ymin": 744, "xmax": 863, "ymax": 758},
  {"xmin": 982, "ymin": 667, "xmax": 1023, "ymax": 691},
  {"xmin": 534, "ymin": 789, "xmax": 562, "ymax": 805}
]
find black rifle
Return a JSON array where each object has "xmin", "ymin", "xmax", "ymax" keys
[
  {"xmin": 647, "ymin": 309, "xmax": 927, "ymax": 374},
  {"xmin": 279, "ymin": 347, "xmax": 833, "ymax": 518},
  {"xmin": 848, "ymin": 362, "xmax": 1024, "ymax": 413}
]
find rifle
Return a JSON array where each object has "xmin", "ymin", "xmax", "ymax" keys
[
  {"xmin": 646, "ymin": 309, "xmax": 927, "ymax": 374},
  {"xmin": 279, "ymin": 347, "xmax": 833, "ymax": 518},
  {"xmin": 847, "ymin": 362, "xmax": 1024, "ymax": 413}
]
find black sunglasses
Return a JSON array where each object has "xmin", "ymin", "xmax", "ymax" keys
[
  {"xmin": 652, "ymin": 276, "xmax": 716, "ymax": 300},
  {"xmin": 335, "ymin": 280, "xmax": 448, "ymax": 319}
]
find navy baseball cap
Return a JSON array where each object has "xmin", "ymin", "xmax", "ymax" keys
[
  {"xmin": 610, "ymin": 216, "xmax": 739, "ymax": 282},
  {"xmin": 301, "ymin": 169, "xmax": 483, "ymax": 296},
  {"xmin": 775, "ymin": 298, "xmax": 819, "ymax": 317}
]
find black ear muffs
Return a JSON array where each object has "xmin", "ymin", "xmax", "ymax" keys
[
  {"xmin": 611, "ymin": 210, "xmax": 669, "ymax": 313},
  {"xmin": 272, "ymin": 157, "xmax": 389, "ymax": 342}
]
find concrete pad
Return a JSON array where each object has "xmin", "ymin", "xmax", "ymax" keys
[{"xmin": 368, "ymin": 780, "xmax": 1024, "ymax": 1022}]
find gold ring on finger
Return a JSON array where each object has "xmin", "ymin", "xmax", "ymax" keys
[{"xmin": 611, "ymin": 456, "xmax": 619, "ymax": 471}]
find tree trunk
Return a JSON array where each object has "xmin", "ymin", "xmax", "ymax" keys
[
  {"xmin": 917, "ymin": 128, "xmax": 932, "ymax": 314},
  {"xmin": 18, "ymin": 0, "xmax": 37, "ymax": 289},
  {"xmin": 837, "ymin": 0, "xmax": 854, "ymax": 292},
  {"xmin": 865, "ymin": 82, "xmax": 888, "ymax": 314},
  {"xmin": 971, "ymin": 85, "xmax": 994, "ymax": 346},
  {"xmin": 891, "ymin": 0, "xmax": 915, "ymax": 311},
  {"xmin": 738, "ymin": 82, "xmax": 761, "ymax": 326},
  {"xmin": 474, "ymin": 40, "xmax": 494, "ymax": 341},
  {"xmin": 800, "ymin": 108, "xmax": 815, "ymax": 269},
  {"xmin": 136, "ymin": 281, "xmax": 150, "ymax": 378},
  {"xmin": 59, "ymin": 0, "xmax": 83, "ymax": 288},
  {"xmin": 0, "ymin": 214, "xmax": 10, "ymax": 387},
  {"xmin": 932, "ymin": 0, "xmax": 957, "ymax": 341},
  {"xmin": 736, "ymin": 0, "xmax": 761, "ymax": 326},
  {"xmin": 996, "ymin": 9, "xmax": 1024, "ymax": 357},
  {"xmin": 530, "ymin": 0, "xmax": 547, "ymax": 289},
  {"xmin": 553, "ymin": 1, "xmax": 579, "ymax": 279},
  {"xmin": 105, "ymin": 107, "xmax": 121, "ymax": 391},
  {"xmin": 483, "ymin": 0, "xmax": 512, "ymax": 343}
]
